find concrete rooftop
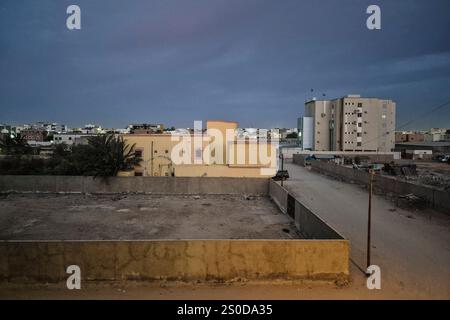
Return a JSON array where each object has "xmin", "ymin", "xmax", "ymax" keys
[{"xmin": 0, "ymin": 194, "xmax": 299, "ymax": 240}]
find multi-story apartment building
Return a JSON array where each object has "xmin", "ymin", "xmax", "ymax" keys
[{"xmin": 299, "ymin": 94, "xmax": 396, "ymax": 152}]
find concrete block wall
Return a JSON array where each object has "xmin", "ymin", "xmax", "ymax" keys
[
  {"xmin": 293, "ymin": 153, "xmax": 395, "ymax": 167},
  {"xmin": 310, "ymin": 161, "xmax": 450, "ymax": 213},
  {"xmin": 0, "ymin": 240, "xmax": 349, "ymax": 283},
  {"xmin": 280, "ymin": 148, "xmax": 303, "ymax": 159},
  {"xmin": 268, "ymin": 179, "xmax": 288, "ymax": 213},
  {"xmin": 269, "ymin": 180, "xmax": 344, "ymax": 239},
  {"xmin": 341, "ymin": 154, "xmax": 395, "ymax": 163},
  {"xmin": 293, "ymin": 154, "xmax": 307, "ymax": 166},
  {"xmin": 294, "ymin": 200, "xmax": 343, "ymax": 239},
  {"xmin": 0, "ymin": 176, "xmax": 269, "ymax": 195}
]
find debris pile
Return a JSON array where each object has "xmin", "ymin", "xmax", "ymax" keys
[{"xmin": 383, "ymin": 163, "xmax": 417, "ymax": 176}]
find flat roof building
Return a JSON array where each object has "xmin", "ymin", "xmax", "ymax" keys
[{"xmin": 121, "ymin": 120, "xmax": 278, "ymax": 178}]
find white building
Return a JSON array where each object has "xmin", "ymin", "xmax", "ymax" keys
[{"xmin": 53, "ymin": 133, "xmax": 96, "ymax": 146}]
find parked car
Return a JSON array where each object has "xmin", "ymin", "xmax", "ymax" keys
[{"xmin": 273, "ymin": 170, "xmax": 289, "ymax": 181}]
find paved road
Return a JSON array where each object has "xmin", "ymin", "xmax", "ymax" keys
[{"xmin": 283, "ymin": 161, "xmax": 450, "ymax": 298}]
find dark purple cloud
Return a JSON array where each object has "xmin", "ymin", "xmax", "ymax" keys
[{"xmin": 0, "ymin": 0, "xmax": 449, "ymax": 129}]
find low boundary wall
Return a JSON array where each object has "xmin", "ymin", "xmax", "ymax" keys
[
  {"xmin": 0, "ymin": 240, "xmax": 349, "ymax": 283},
  {"xmin": 293, "ymin": 154, "xmax": 308, "ymax": 166},
  {"xmin": 0, "ymin": 175, "xmax": 269, "ymax": 195},
  {"xmin": 269, "ymin": 180, "xmax": 344, "ymax": 240},
  {"xmin": 310, "ymin": 161, "xmax": 450, "ymax": 213},
  {"xmin": 293, "ymin": 153, "xmax": 396, "ymax": 167},
  {"xmin": 269, "ymin": 179, "xmax": 288, "ymax": 213}
]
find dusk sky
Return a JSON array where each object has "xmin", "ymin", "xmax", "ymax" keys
[{"xmin": 1, "ymin": 0, "xmax": 449, "ymax": 129}]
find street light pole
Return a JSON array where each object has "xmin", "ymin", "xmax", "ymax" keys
[
  {"xmin": 366, "ymin": 169, "xmax": 375, "ymax": 271},
  {"xmin": 280, "ymin": 153, "xmax": 284, "ymax": 186}
]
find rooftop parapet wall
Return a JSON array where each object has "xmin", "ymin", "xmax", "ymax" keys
[
  {"xmin": 269, "ymin": 180, "xmax": 345, "ymax": 240},
  {"xmin": 0, "ymin": 176, "xmax": 269, "ymax": 196},
  {"xmin": 0, "ymin": 176, "xmax": 350, "ymax": 284},
  {"xmin": 0, "ymin": 240, "xmax": 349, "ymax": 283}
]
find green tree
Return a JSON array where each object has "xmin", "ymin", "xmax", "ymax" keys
[
  {"xmin": 44, "ymin": 133, "xmax": 54, "ymax": 142},
  {"xmin": 286, "ymin": 132, "xmax": 298, "ymax": 139},
  {"xmin": 0, "ymin": 135, "xmax": 32, "ymax": 155},
  {"xmin": 78, "ymin": 134, "xmax": 141, "ymax": 177}
]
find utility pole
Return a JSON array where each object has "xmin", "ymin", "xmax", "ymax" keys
[
  {"xmin": 150, "ymin": 141, "xmax": 154, "ymax": 176},
  {"xmin": 280, "ymin": 153, "xmax": 284, "ymax": 186},
  {"xmin": 366, "ymin": 168, "xmax": 375, "ymax": 271}
]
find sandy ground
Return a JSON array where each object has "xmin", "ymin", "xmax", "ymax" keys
[
  {"xmin": 283, "ymin": 161, "xmax": 450, "ymax": 299},
  {"xmin": 0, "ymin": 263, "xmax": 439, "ymax": 300},
  {"xmin": 0, "ymin": 194, "xmax": 298, "ymax": 240}
]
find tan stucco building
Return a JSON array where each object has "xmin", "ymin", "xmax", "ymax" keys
[{"xmin": 121, "ymin": 120, "xmax": 277, "ymax": 178}]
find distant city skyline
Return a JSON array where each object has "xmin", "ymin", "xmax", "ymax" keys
[{"xmin": 1, "ymin": 0, "xmax": 449, "ymax": 130}]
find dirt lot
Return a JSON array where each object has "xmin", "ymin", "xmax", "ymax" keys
[
  {"xmin": 0, "ymin": 193, "xmax": 299, "ymax": 240},
  {"xmin": 410, "ymin": 161, "xmax": 450, "ymax": 189}
]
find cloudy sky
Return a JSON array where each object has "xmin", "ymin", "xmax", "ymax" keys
[{"xmin": 1, "ymin": 0, "xmax": 449, "ymax": 129}]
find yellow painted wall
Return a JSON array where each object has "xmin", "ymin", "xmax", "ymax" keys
[
  {"xmin": 174, "ymin": 165, "xmax": 275, "ymax": 178},
  {"xmin": 122, "ymin": 120, "xmax": 277, "ymax": 177},
  {"xmin": 0, "ymin": 240, "xmax": 349, "ymax": 283},
  {"xmin": 123, "ymin": 134, "xmax": 176, "ymax": 176}
]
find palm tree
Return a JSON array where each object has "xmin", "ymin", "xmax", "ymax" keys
[{"xmin": 82, "ymin": 134, "xmax": 141, "ymax": 177}]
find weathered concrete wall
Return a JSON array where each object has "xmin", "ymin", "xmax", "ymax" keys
[
  {"xmin": 269, "ymin": 180, "xmax": 344, "ymax": 239},
  {"xmin": 294, "ymin": 200, "xmax": 344, "ymax": 240},
  {"xmin": 175, "ymin": 165, "xmax": 276, "ymax": 178},
  {"xmin": 0, "ymin": 240, "xmax": 349, "ymax": 283},
  {"xmin": 293, "ymin": 153, "xmax": 395, "ymax": 167},
  {"xmin": 310, "ymin": 161, "xmax": 450, "ymax": 213},
  {"xmin": 280, "ymin": 148, "xmax": 303, "ymax": 159},
  {"xmin": 269, "ymin": 179, "xmax": 288, "ymax": 213},
  {"xmin": 293, "ymin": 154, "xmax": 307, "ymax": 166},
  {"xmin": 0, "ymin": 176, "xmax": 269, "ymax": 195}
]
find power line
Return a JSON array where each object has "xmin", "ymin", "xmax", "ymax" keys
[
  {"xmin": 396, "ymin": 98, "xmax": 450, "ymax": 131},
  {"xmin": 358, "ymin": 98, "xmax": 450, "ymax": 149}
]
